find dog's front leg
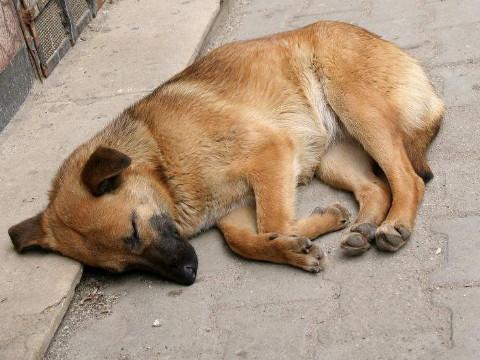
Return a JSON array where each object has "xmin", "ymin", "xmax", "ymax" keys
[
  {"xmin": 242, "ymin": 133, "xmax": 350, "ymax": 238},
  {"xmin": 221, "ymin": 133, "xmax": 349, "ymax": 272},
  {"xmin": 217, "ymin": 207, "xmax": 326, "ymax": 272}
]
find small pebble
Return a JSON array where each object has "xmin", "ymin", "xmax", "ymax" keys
[
  {"xmin": 152, "ymin": 319, "xmax": 161, "ymax": 327},
  {"xmin": 435, "ymin": 247, "xmax": 442, "ymax": 255}
]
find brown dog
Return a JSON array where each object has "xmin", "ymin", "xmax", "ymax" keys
[{"xmin": 8, "ymin": 21, "xmax": 443, "ymax": 285}]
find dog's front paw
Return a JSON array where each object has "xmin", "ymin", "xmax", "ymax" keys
[
  {"xmin": 270, "ymin": 234, "xmax": 326, "ymax": 272},
  {"xmin": 313, "ymin": 203, "xmax": 351, "ymax": 231}
]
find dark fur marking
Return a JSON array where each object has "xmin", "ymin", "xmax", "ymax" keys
[
  {"xmin": 81, "ymin": 147, "xmax": 131, "ymax": 196},
  {"xmin": 8, "ymin": 213, "xmax": 45, "ymax": 252},
  {"xmin": 418, "ymin": 170, "xmax": 434, "ymax": 184},
  {"xmin": 150, "ymin": 214, "xmax": 179, "ymax": 239}
]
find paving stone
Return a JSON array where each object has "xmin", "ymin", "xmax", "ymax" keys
[
  {"xmin": 429, "ymin": 63, "xmax": 480, "ymax": 107},
  {"xmin": 433, "ymin": 287, "xmax": 480, "ymax": 359},
  {"xmin": 366, "ymin": 0, "xmax": 431, "ymax": 21},
  {"xmin": 429, "ymin": 105, "xmax": 480, "ymax": 161},
  {"xmin": 216, "ymin": 299, "xmax": 332, "ymax": 360},
  {"xmin": 214, "ymin": 265, "xmax": 339, "ymax": 359},
  {"xmin": 50, "ymin": 276, "xmax": 220, "ymax": 360},
  {"xmin": 431, "ymin": 217, "xmax": 480, "ymax": 286},
  {"xmin": 429, "ymin": 159, "xmax": 480, "ymax": 216},
  {"xmin": 190, "ymin": 227, "xmax": 246, "ymax": 274},
  {"xmin": 428, "ymin": 22, "xmax": 480, "ymax": 66},
  {"xmin": 425, "ymin": 0, "xmax": 480, "ymax": 30},
  {"xmin": 26, "ymin": 0, "xmax": 219, "ymax": 104},
  {"xmin": 358, "ymin": 16, "xmax": 438, "ymax": 61}
]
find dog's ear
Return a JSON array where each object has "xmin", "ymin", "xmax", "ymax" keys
[
  {"xmin": 9, "ymin": 213, "xmax": 51, "ymax": 253},
  {"xmin": 81, "ymin": 147, "xmax": 131, "ymax": 196}
]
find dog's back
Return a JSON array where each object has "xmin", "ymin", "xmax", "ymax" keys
[{"xmin": 142, "ymin": 21, "xmax": 442, "ymax": 183}]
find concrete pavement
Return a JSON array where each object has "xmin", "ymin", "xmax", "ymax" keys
[
  {"xmin": 0, "ymin": 1, "xmax": 220, "ymax": 359},
  {"xmin": 7, "ymin": 0, "xmax": 480, "ymax": 359}
]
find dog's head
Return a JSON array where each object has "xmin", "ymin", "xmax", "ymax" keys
[{"xmin": 8, "ymin": 137, "xmax": 198, "ymax": 285}]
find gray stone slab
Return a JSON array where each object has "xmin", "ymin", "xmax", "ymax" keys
[
  {"xmin": 429, "ymin": 159, "xmax": 480, "ymax": 217},
  {"xmin": 48, "ymin": 275, "xmax": 220, "ymax": 360},
  {"xmin": 25, "ymin": 0, "xmax": 219, "ymax": 105},
  {"xmin": 429, "ymin": 105, "xmax": 480, "ymax": 162},
  {"xmin": 213, "ymin": 265, "xmax": 339, "ymax": 359},
  {"xmin": 366, "ymin": 0, "xmax": 431, "ymax": 20},
  {"xmin": 425, "ymin": 0, "xmax": 480, "ymax": 30},
  {"xmin": 190, "ymin": 228, "xmax": 246, "ymax": 274},
  {"xmin": 433, "ymin": 287, "xmax": 480, "ymax": 359},
  {"xmin": 356, "ymin": 16, "xmax": 438, "ymax": 61},
  {"xmin": 429, "ymin": 63, "xmax": 480, "ymax": 107},
  {"xmin": 0, "ymin": 0, "xmax": 220, "ymax": 359},
  {"xmin": 287, "ymin": 1, "xmax": 368, "ymax": 29},
  {"xmin": 429, "ymin": 22, "xmax": 480, "ymax": 66},
  {"xmin": 431, "ymin": 217, "xmax": 480, "ymax": 286},
  {"xmin": 215, "ymin": 297, "xmax": 335, "ymax": 360}
]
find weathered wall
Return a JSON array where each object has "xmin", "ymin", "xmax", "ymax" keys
[
  {"xmin": 0, "ymin": 0, "xmax": 22, "ymax": 71},
  {"xmin": 0, "ymin": 0, "xmax": 34, "ymax": 131}
]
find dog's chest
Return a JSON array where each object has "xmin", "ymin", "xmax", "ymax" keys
[
  {"xmin": 197, "ymin": 177, "xmax": 254, "ymax": 231},
  {"xmin": 276, "ymin": 80, "xmax": 339, "ymax": 184}
]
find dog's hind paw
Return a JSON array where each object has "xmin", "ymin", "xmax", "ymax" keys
[
  {"xmin": 340, "ymin": 232, "xmax": 371, "ymax": 256},
  {"xmin": 375, "ymin": 223, "xmax": 411, "ymax": 252}
]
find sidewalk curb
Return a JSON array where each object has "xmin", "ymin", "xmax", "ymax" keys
[
  {"xmin": 37, "ymin": 269, "xmax": 83, "ymax": 360},
  {"xmin": 0, "ymin": 1, "xmax": 221, "ymax": 359}
]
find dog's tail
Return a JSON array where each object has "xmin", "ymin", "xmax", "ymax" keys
[{"xmin": 404, "ymin": 109, "xmax": 443, "ymax": 184}]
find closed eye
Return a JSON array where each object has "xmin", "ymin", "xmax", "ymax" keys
[
  {"xmin": 122, "ymin": 212, "xmax": 142, "ymax": 252},
  {"xmin": 131, "ymin": 215, "xmax": 140, "ymax": 242}
]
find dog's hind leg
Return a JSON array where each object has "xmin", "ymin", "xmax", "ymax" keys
[
  {"xmin": 316, "ymin": 140, "xmax": 391, "ymax": 256},
  {"xmin": 217, "ymin": 207, "xmax": 327, "ymax": 272},
  {"xmin": 323, "ymin": 89, "xmax": 427, "ymax": 252}
]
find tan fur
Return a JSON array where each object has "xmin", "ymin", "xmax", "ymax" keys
[{"xmin": 9, "ymin": 21, "xmax": 443, "ymax": 279}]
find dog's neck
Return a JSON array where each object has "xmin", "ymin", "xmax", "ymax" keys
[{"xmin": 116, "ymin": 106, "xmax": 211, "ymax": 237}]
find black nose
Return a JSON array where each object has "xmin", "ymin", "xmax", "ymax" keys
[{"xmin": 181, "ymin": 264, "xmax": 197, "ymax": 285}]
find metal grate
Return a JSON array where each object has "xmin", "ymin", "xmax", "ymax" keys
[
  {"xmin": 66, "ymin": 0, "xmax": 89, "ymax": 24},
  {"xmin": 17, "ymin": 0, "xmax": 98, "ymax": 77},
  {"xmin": 36, "ymin": 0, "xmax": 51, "ymax": 10},
  {"xmin": 34, "ymin": 0, "xmax": 69, "ymax": 64}
]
